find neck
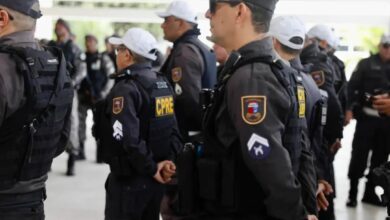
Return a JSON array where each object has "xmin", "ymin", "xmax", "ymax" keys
[
  {"xmin": 0, "ymin": 26, "xmax": 16, "ymax": 38},
  {"xmin": 58, "ymin": 34, "xmax": 70, "ymax": 43}
]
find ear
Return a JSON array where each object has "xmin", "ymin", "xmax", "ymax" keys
[
  {"xmin": 235, "ymin": 3, "xmax": 249, "ymax": 23},
  {"xmin": 0, "ymin": 10, "xmax": 11, "ymax": 28}
]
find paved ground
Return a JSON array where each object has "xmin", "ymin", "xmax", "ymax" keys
[{"xmin": 45, "ymin": 114, "xmax": 388, "ymax": 220}]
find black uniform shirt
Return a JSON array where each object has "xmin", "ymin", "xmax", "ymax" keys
[
  {"xmin": 160, "ymin": 29, "xmax": 205, "ymax": 136},
  {"xmin": 107, "ymin": 63, "xmax": 181, "ymax": 177},
  {"xmin": 213, "ymin": 38, "xmax": 306, "ymax": 219},
  {"xmin": 347, "ymin": 54, "xmax": 390, "ymax": 113}
]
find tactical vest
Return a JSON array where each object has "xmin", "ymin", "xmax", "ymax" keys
[
  {"xmin": 94, "ymin": 71, "xmax": 176, "ymax": 174},
  {"xmin": 80, "ymin": 52, "xmax": 108, "ymax": 99},
  {"xmin": 198, "ymin": 53, "xmax": 307, "ymax": 213},
  {"xmin": 183, "ymin": 37, "xmax": 217, "ymax": 89},
  {"xmin": 0, "ymin": 45, "xmax": 73, "ymax": 190}
]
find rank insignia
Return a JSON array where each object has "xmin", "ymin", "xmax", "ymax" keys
[
  {"xmin": 112, "ymin": 97, "xmax": 124, "ymax": 115},
  {"xmin": 241, "ymin": 96, "xmax": 266, "ymax": 125},
  {"xmin": 171, "ymin": 67, "xmax": 182, "ymax": 83},
  {"xmin": 310, "ymin": 71, "xmax": 325, "ymax": 86},
  {"xmin": 247, "ymin": 133, "xmax": 271, "ymax": 160}
]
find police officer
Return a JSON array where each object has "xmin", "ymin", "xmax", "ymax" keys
[
  {"xmin": 308, "ymin": 25, "xmax": 348, "ymax": 122},
  {"xmin": 103, "ymin": 35, "xmax": 118, "ymax": 72},
  {"xmin": 157, "ymin": 0, "xmax": 217, "ymax": 141},
  {"xmin": 191, "ymin": 1, "xmax": 309, "ymax": 219},
  {"xmin": 79, "ymin": 34, "xmax": 114, "ymax": 163},
  {"xmin": 48, "ymin": 18, "xmax": 86, "ymax": 175},
  {"xmin": 100, "ymin": 28, "xmax": 182, "ymax": 220},
  {"xmin": 301, "ymin": 26, "xmax": 344, "ymax": 220},
  {"xmin": 345, "ymin": 34, "xmax": 390, "ymax": 207},
  {"xmin": 0, "ymin": 1, "xmax": 73, "ymax": 219},
  {"xmin": 269, "ymin": 15, "xmax": 336, "ymax": 219}
]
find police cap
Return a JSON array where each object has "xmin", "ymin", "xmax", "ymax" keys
[
  {"xmin": 243, "ymin": 0, "xmax": 278, "ymax": 13},
  {"xmin": 0, "ymin": 0, "xmax": 42, "ymax": 19}
]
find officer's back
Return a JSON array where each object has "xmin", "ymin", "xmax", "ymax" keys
[{"xmin": 0, "ymin": 1, "xmax": 73, "ymax": 219}]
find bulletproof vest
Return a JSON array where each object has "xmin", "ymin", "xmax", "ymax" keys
[
  {"xmin": 133, "ymin": 73, "xmax": 176, "ymax": 162},
  {"xmin": 362, "ymin": 55, "xmax": 390, "ymax": 99},
  {"xmin": 0, "ymin": 45, "xmax": 73, "ymax": 190},
  {"xmin": 95, "ymin": 71, "xmax": 176, "ymax": 164},
  {"xmin": 80, "ymin": 52, "xmax": 108, "ymax": 98},
  {"xmin": 200, "ymin": 52, "xmax": 306, "ymax": 213},
  {"xmin": 182, "ymin": 36, "xmax": 217, "ymax": 89},
  {"xmin": 48, "ymin": 39, "xmax": 77, "ymax": 77}
]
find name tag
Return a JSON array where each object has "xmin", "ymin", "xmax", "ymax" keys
[{"xmin": 297, "ymin": 85, "xmax": 306, "ymax": 118}]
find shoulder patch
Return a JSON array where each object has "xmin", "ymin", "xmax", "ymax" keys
[
  {"xmin": 156, "ymin": 96, "xmax": 174, "ymax": 117},
  {"xmin": 171, "ymin": 67, "xmax": 182, "ymax": 83},
  {"xmin": 247, "ymin": 133, "xmax": 271, "ymax": 160},
  {"xmin": 112, "ymin": 97, "xmax": 124, "ymax": 114},
  {"xmin": 310, "ymin": 71, "xmax": 325, "ymax": 86},
  {"xmin": 241, "ymin": 96, "xmax": 266, "ymax": 125}
]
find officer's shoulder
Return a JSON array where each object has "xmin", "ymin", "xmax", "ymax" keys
[
  {"xmin": 174, "ymin": 42, "xmax": 199, "ymax": 57},
  {"xmin": 230, "ymin": 62, "xmax": 274, "ymax": 85},
  {"xmin": 112, "ymin": 79, "xmax": 139, "ymax": 95}
]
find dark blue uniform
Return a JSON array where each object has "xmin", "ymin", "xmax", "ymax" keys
[
  {"xmin": 160, "ymin": 28, "xmax": 217, "ymax": 140},
  {"xmin": 346, "ymin": 53, "xmax": 390, "ymax": 206},
  {"xmin": 301, "ymin": 41, "xmax": 344, "ymax": 220},
  {"xmin": 103, "ymin": 63, "xmax": 182, "ymax": 220}
]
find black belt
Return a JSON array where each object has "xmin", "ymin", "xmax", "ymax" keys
[{"xmin": 0, "ymin": 188, "xmax": 46, "ymax": 208}]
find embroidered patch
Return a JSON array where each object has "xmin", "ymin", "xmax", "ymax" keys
[
  {"xmin": 241, "ymin": 96, "xmax": 266, "ymax": 125},
  {"xmin": 171, "ymin": 67, "xmax": 182, "ymax": 83},
  {"xmin": 247, "ymin": 133, "xmax": 271, "ymax": 160},
  {"xmin": 297, "ymin": 85, "xmax": 306, "ymax": 118},
  {"xmin": 310, "ymin": 71, "xmax": 325, "ymax": 86},
  {"xmin": 174, "ymin": 84, "xmax": 183, "ymax": 95},
  {"xmin": 112, "ymin": 97, "xmax": 124, "ymax": 115},
  {"xmin": 112, "ymin": 120, "xmax": 123, "ymax": 141},
  {"xmin": 156, "ymin": 96, "xmax": 174, "ymax": 117}
]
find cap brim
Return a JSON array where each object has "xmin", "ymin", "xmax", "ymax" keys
[
  {"xmin": 108, "ymin": 37, "xmax": 124, "ymax": 45},
  {"xmin": 156, "ymin": 11, "xmax": 171, "ymax": 18}
]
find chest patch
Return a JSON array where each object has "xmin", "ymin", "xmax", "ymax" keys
[
  {"xmin": 241, "ymin": 96, "xmax": 266, "ymax": 125},
  {"xmin": 310, "ymin": 71, "xmax": 325, "ymax": 86},
  {"xmin": 156, "ymin": 96, "xmax": 174, "ymax": 117}
]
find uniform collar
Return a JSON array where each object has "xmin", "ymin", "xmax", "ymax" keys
[
  {"xmin": 0, "ymin": 30, "xmax": 38, "ymax": 48},
  {"xmin": 290, "ymin": 57, "xmax": 305, "ymax": 71},
  {"xmin": 237, "ymin": 37, "xmax": 276, "ymax": 61},
  {"xmin": 173, "ymin": 28, "xmax": 201, "ymax": 46},
  {"xmin": 115, "ymin": 62, "xmax": 153, "ymax": 79}
]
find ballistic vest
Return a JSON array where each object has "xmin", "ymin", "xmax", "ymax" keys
[
  {"xmin": 200, "ymin": 53, "xmax": 307, "ymax": 213},
  {"xmin": 0, "ymin": 45, "xmax": 73, "ymax": 190}
]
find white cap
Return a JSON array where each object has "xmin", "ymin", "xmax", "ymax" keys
[
  {"xmin": 380, "ymin": 34, "xmax": 390, "ymax": 44},
  {"xmin": 328, "ymin": 31, "xmax": 340, "ymax": 49},
  {"xmin": 307, "ymin": 24, "xmax": 333, "ymax": 44},
  {"xmin": 109, "ymin": 28, "xmax": 158, "ymax": 61},
  {"xmin": 269, "ymin": 16, "xmax": 306, "ymax": 50},
  {"xmin": 156, "ymin": 1, "xmax": 198, "ymax": 24}
]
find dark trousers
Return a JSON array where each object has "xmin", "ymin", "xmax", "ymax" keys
[
  {"xmin": 0, "ymin": 189, "xmax": 45, "ymax": 220},
  {"xmin": 105, "ymin": 173, "xmax": 164, "ymax": 220},
  {"xmin": 318, "ymin": 194, "xmax": 335, "ymax": 220},
  {"xmin": 348, "ymin": 118, "xmax": 390, "ymax": 181}
]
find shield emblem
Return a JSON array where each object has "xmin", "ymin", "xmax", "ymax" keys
[
  {"xmin": 171, "ymin": 67, "xmax": 182, "ymax": 83},
  {"xmin": 112, "ymin": 97, "xmax": 124, "ymax": 115},
  {"xmin": 310, "ymin": 71, "xmax": 325, "ymax": 86},
  {"xmin": 241, "ymin": 96, "xmax": 266, "ymax": 125}
]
